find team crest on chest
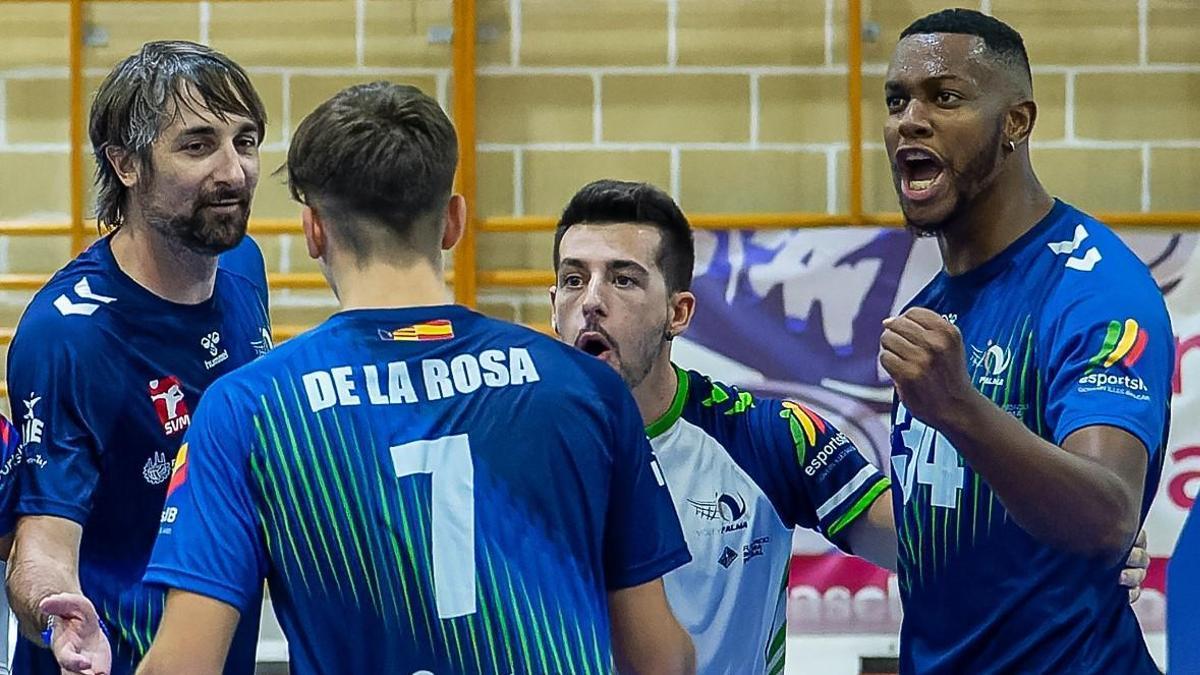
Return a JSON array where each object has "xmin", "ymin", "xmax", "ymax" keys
[{"xmin": 143, "ymin": 451, "xmax": 172, "ymax": 485}]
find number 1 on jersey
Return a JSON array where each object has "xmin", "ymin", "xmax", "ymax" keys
[{"xmin": 391, "ymin": 434, "xmax": 476, "ymax": 619}]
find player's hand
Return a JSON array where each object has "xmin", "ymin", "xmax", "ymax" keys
[
  {"xmin": 880, "ymin": 307, "xmax": 978, "ymax": 430},
  {"xmin": 40, "ymin": 592, "xmax": 111, "ymax": 675},
  {"xmin": 1121, "ymin": 528, "xmax": 1150, "ymax": 604}
]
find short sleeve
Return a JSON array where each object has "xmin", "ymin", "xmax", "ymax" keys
[
  {"xmin": 754, "ymin": 399, "xmax": 890, "ymax": 549},
  {"xmin": 601, "ymin": 378, "xmax": 691, "ymax": 590},
  {"xmin": 143, "ymin": 381, "xmax": 267, "ymax": 613},
  {"xmin": 8, "ymin": 317, "xmax": 108, "ymax": 524},
  {"xmin": 1039, "ymin": 285, "xmax": 1174, "ymax": 457}
]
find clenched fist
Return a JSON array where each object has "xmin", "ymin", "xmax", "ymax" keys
[{"xmin": 880, "ymin": 307, "xmax": 980, "ymax": 430}]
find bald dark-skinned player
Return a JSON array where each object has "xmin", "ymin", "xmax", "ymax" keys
[{"xmin": 878, "ymin": 10, "xmax": 1170, "ymax": 674}]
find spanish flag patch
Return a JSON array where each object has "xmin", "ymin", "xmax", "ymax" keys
[
  {"xmin": 379, "ymin": 319, "xmax": 455, "ymax": 342},
  {"xmin": 166, "ymin": 443, "xmax": 189, "ymax": 497}
]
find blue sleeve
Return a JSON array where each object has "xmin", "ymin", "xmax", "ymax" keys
[
  {"xmin": 219, "ymin": 235, "xmax": 269, "ymax": 313},
  {"xmin": 753, "ymin": 399, "xmax": 890, "ymax": 549},
  {"xmin": 0, "ymin": 416, "xmax": 23, "ymax": 535},
  {"xmin": 7, "ymin": 316, "xmax": 108, "ymax": 524},
  {"xmin": 143, "ymin": 381, "xmax": 266, "ymax": 612},
  {"xmin": 601, "ymin": 378, "xmax": 691, "ymax": 590},
  {"xmin": 1039, "ymin": 283, "xmax": 1173, "ymax": 457}
]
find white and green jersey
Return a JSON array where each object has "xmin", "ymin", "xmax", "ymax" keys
[{"xmin": 649, "ymin": 367, "xmax": 890, "ymax": 675}]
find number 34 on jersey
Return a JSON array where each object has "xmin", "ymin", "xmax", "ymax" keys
[{"xmin": 892, "ymin": 402, "xmax": 966, "ymax": 510}]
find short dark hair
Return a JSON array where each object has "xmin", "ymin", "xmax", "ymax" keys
[
  {"xmin": 900, "ymin": 8, "xmax": 1032, "ymax": 86},
  {"xmin": 554, "ymin": 180, "xmax": 695, "ymax": 294},
  {"xmin": 286, "ymin": 82, "xmax": 458, "ymax": 263},
  {"xmin": 90, "ymin": 40, "xmax": 266, "ymax": 229}
]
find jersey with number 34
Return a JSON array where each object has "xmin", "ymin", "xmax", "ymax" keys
[{"xmin": 890, "ymin": 199, "xmax": 1171, "ymax": 675}]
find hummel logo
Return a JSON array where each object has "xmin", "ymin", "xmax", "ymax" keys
[{"xmin": 1047, "ymin": 224, "xmax": 1102, "ymax": 272}]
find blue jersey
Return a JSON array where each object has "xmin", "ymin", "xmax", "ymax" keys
[
  {"xmin": 6, "ymin": 236, "xmax": 271, "ymax": 675},
  {"xmin": 219, "ymin": 234, "xmax": 270, "ymax": 312},
  {"xmin": 891, "ymin": 199, "xmax": 1172, "ymax": 674},
  {"xmin": 145, "ymin": 305, "xmax": 690, "ymax": 675},
  {"xmin": 0, "ymin": 414, "xmax": 23, "ymax": 536},
  {"xmin": 650, "ymin": 368, "xmax": 889, "ymax": 673}
]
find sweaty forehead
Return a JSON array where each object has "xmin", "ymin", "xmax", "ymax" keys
[
  {"xmin": 558, "ymin": 222, "xmax": 664, "ymax": 267},
  {"xmin": 887, "ymin": 32, "xmax": 991, "ymax": 85}
]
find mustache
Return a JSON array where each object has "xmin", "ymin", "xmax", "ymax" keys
[
  {"xmin": 198, "ymin": 188, "xmax": 251, "ymax": 206},
  {"xmin": 575, "ymin": 323, "xmax": 619, "ymax": 349}
]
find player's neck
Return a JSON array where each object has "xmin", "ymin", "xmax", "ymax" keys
[
  {"xmin": 110, "ymin": 223, "xmax": 218, "ymax": 304},
  {"xmin": 632, "ymin": 352, "xmax": 679, "ymax": 427},
  {"xmin": 937, "ymin": 160, "xmax": 1054, "ymax": 276},
  {"xmin": 331, "ymin": 258, "xmax": 452, "ymax": 311}
]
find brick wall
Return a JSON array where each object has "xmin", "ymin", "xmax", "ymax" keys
[{"xmin": 2, "ymin": 0, "xmax": 1200, "ymax": 410}]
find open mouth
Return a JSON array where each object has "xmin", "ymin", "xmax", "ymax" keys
[
  {"xmin": 575, "ymin": 331, "xmax": 614, "ymax": 359},
  {"xmin": 896, "ymin": 147, "xmax": 946, "ymax": 202}
]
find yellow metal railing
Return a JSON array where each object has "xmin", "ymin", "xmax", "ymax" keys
[{"xmin": 2, "ymin": 0, "xmax": 1200, "ymax": 401}]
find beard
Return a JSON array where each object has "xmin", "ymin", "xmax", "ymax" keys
[
  {"xmin": 579, "ymin": 317, "xmax": 669, "ymax": 390},
  {"xmin": 898, "ymin": 121, "xmax": 1007, "ymax": 237},
  {"xmin": 619, "ymin": 321, "xmax": 668, "ymax": 390},
  {"xmin": 141, "ymin": 187, "xmax": 251, "ymax": 255}
]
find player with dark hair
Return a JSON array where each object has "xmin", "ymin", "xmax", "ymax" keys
[
  {"xmin": 551, "ymin": 178, "xmax": 1152, "ymax": 674},
  {"xmin": 552, "ymin": 179, "xmax": 895, "ymax": 672},
  {"xmin": 6, "ymin": 40, "xmax": 271, "ymax": 675},
  {"xmin": 880, "ymin": 9, "xmax": 1171, "ymax": 673},
  {"xmin": 130, "ymin": 82, "xmax": 695, "ymax": 675}
]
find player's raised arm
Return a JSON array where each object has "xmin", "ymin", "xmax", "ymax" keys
[{"xmin": 880, "ymin": 301, "xmax": 1169, "ymax": 563}]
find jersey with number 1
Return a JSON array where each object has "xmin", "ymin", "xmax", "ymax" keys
[
  {"xmin": 145, "ymin": 305, "xmax": 691, "ymax": 675},
  {"xmin": 891, "ymin": 199, "xmax": 1172, "ymax": 674}
]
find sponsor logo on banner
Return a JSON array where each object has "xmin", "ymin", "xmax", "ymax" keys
[
  {"xmin": 379, "ymin": 320, "xmax": 455, "ymax": 342},
  {"xmin": 1168, "ymin": 445, "xmax": 1200, "ymax": 511},
  {"xmin": 148, "ymin": 376, "xmax": 190, "ymax": 436}
]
